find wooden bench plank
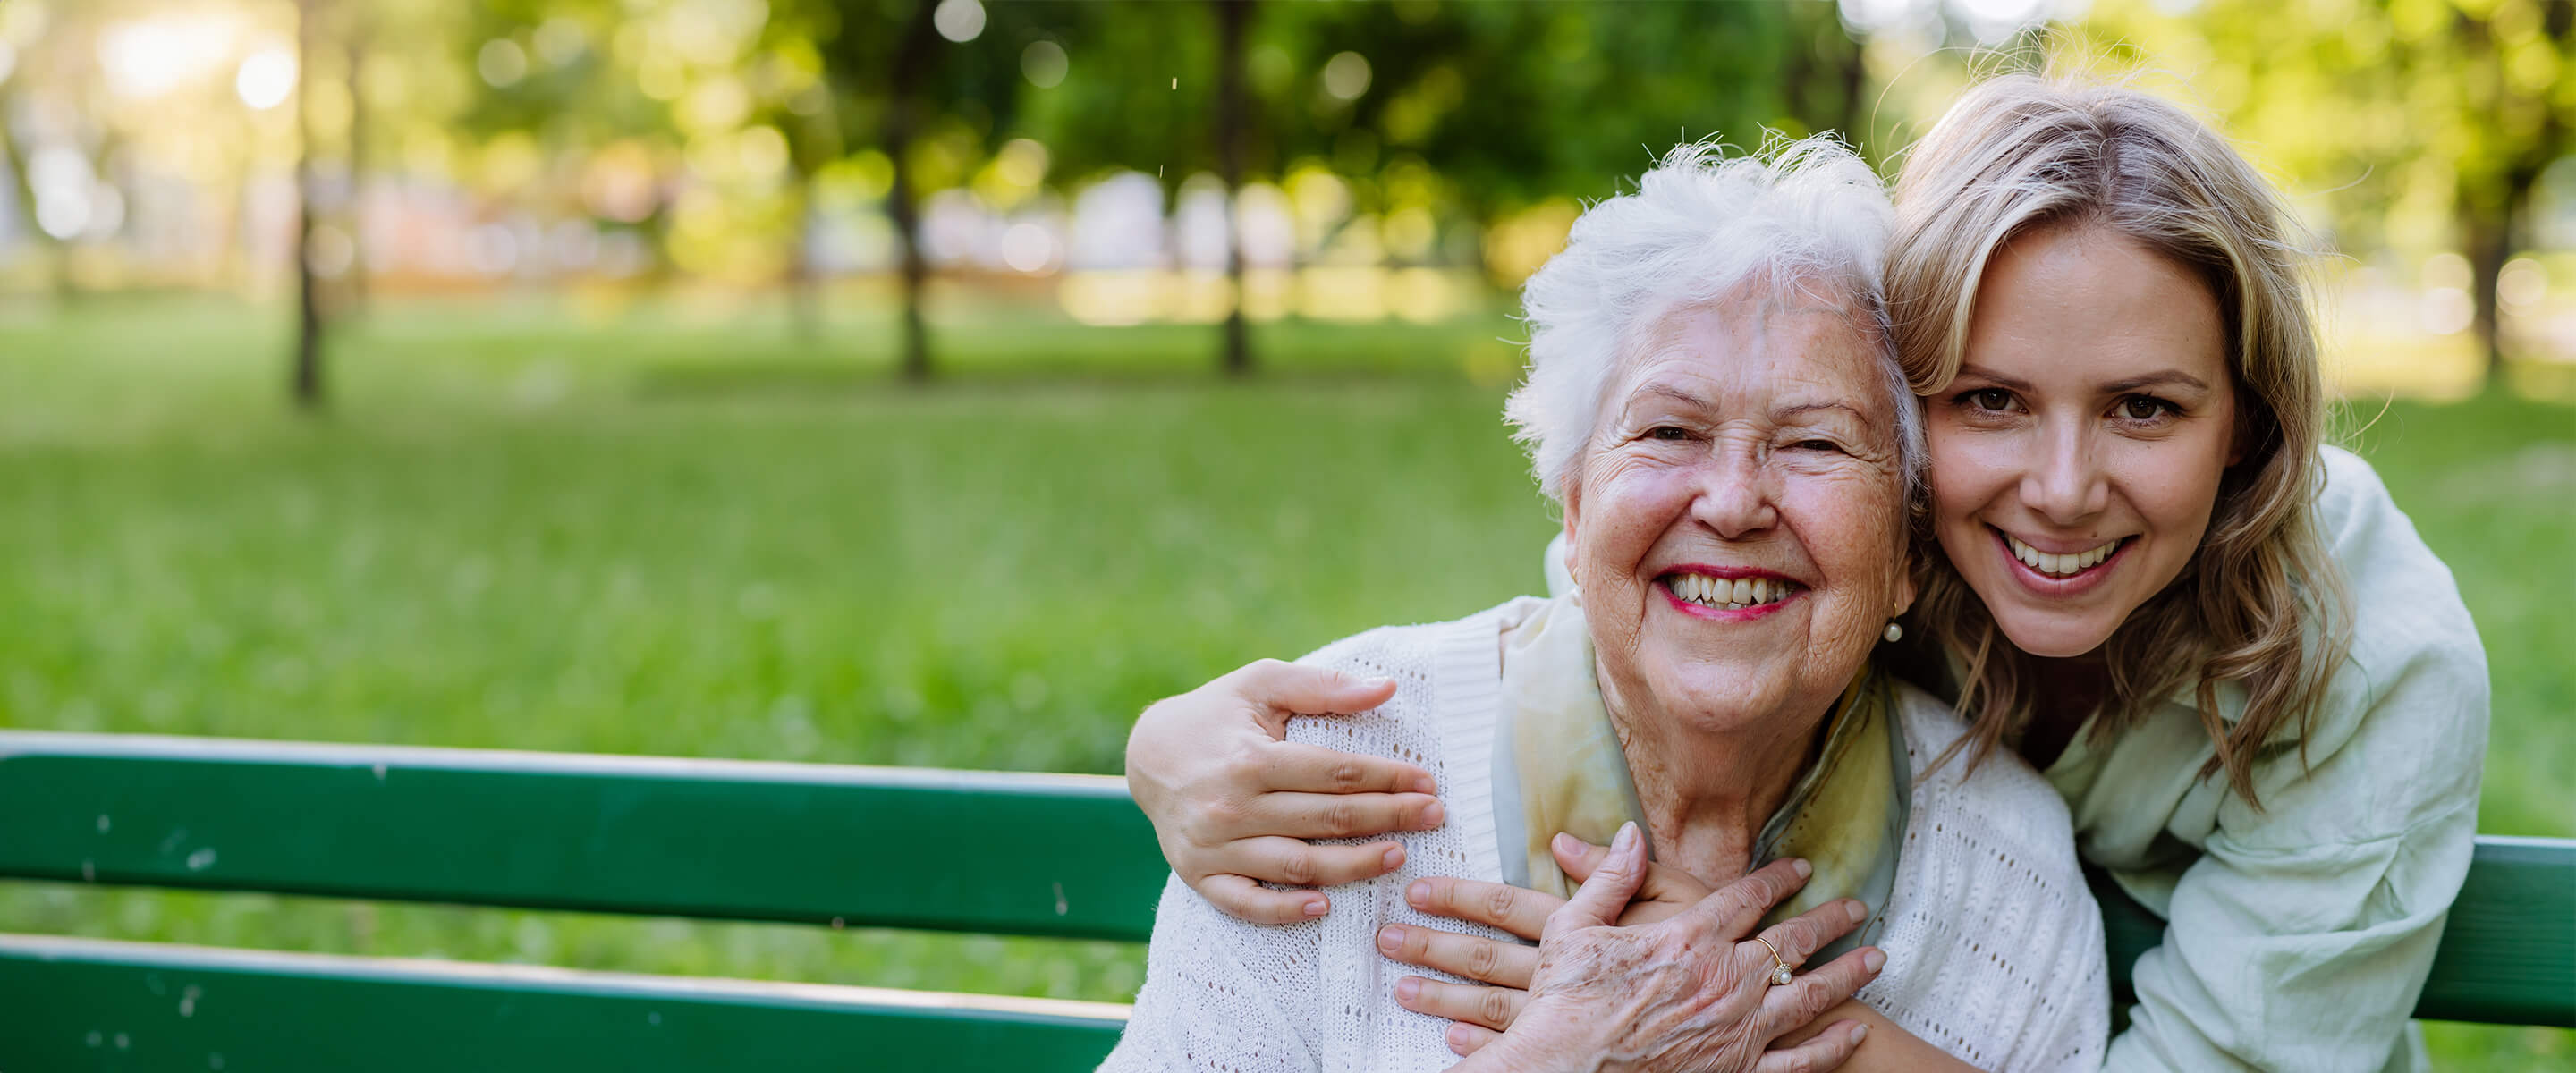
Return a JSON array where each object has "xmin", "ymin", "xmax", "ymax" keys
[
  {"xmin": 0, "ymin": 934, "xmax": 1124, "ymax": 1071},
  {"xmin": 0, "ymin": 732, "xmax": 1167, "ymax": 942}
]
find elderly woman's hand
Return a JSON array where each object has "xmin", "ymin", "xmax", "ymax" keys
[
  {"xmin": 1125, "ymin": 659, "xmax": 1446, "ymax": 922},
  {"xmin": 1380, "ymin": 832, "xmax": 1719, "ymax": 1044},
  {"xmin": 1436, "ymin": 824, "xmax": 1881, "ymax": 1073}
]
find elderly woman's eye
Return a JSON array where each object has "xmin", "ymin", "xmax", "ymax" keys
[
  {"xmin": 1647, "ymin": 426, "xmax": 1692, "ymax": 441},
  {"xmin": 1792, "ymin": 438, "xmax": 1844, "ymax": 453},
  {"xmin": 2118, "ymin": 394, "xmax": 2176, "ymax": 421}
]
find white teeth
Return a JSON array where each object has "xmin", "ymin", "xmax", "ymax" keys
[
  {"xmin": 1670, "ymin": 573, "xmax": 1793, "ymax": 610},
  {"xmin": 2004, "ymin": 534, "xmax": 2121, "ymax": 578}
]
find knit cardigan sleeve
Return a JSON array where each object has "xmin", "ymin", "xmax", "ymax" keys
[
  {"xmin": 1103, "ymin": 613, "xmax": 1512, "ymax": 1073},
  {"xmin": 1097, "ymin": 873, "xmax": 1325, "ymax": 1073}
]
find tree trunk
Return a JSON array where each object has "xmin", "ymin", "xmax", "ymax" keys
[
  {"xmin": 885, "ymin": 0, "xmax": 943, "ymax": 383},
  {"xmin": 1829, "ymin": 23, "xmax": 1867, "ymax": 149},
  {"xmin": 342, "ymin": 14, "xmax": 369, "ymax": 315},
  {"xmin": 292, "ymin": 0, "xmax": 326, "ymax": 410},
  {"xmin": 789, "ymin": 165, "xmax": 820, "ymax": 342},
  {"xmin": 1213, "ymin": 0, "xmax": 1253, "ymax": 376},
  {"xmin": 2462, "ymin": 206, "xmax": 2507, "ymax": 384}
]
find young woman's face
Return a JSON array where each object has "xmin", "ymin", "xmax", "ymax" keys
[{"xmin": 1927, "ymin": 223, "xmax": 2241, "ymax": 659}]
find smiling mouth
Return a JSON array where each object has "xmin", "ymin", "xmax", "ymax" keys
[
  {"xmin": 1659, "ymin": 571, "xmax": 1803, "ymax": 612},
  {"xmin": 1998, "ymin": 530, "xmax": 2129, "ymax": 579}
]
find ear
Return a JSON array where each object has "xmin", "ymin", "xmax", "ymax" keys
[
  {"xmin": 1892, "ymin": 558, "xmax": 1919, "ymax": 618},
  {"xmin": 1558, "ymin": 475, "xmax": 1583, "ymax": 556}
]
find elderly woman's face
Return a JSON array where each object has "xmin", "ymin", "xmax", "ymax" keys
[{"xmin": 1563, "ymin": 284, "xmax": 1913, "ymax": 732}]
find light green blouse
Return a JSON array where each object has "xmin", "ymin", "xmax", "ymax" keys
[
  {"xmin": 1537, "ymin": 444, "xmax": 2487, "ymax": 1071},
  {"xmin": 2046, "ymin": 444, "xmax": 2487, "ymax": 1073}
]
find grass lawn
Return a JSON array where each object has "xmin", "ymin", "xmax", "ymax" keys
[{"xmin": 1, "ymin": 291, "xmax": 2567, "ymax": 1066}]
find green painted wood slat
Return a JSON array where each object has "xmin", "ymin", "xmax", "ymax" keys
[
  {"xmin": 0, "ymin": 732, "xmax": 1168, "ymax": 942},
  {"xmin": 0, "ymin": 934, "xmax": 1125, "ymax": 1072}
]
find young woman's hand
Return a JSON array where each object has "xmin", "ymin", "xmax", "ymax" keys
[
  {"xmin": 1390, "ymin": 828, "xmax": 1880, "ymax": 1072},
  {"xmin": 1124, "ymin": 659, "xmax": 1446, "ymax": 922}
]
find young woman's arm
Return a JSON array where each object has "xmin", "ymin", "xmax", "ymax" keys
[{"xmin": 1124, "ymin": 659, "xmax": 1435, "ymax": 921}]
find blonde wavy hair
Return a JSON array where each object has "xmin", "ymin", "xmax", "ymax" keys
[{"xmin": 1885, "ymin": 73, "xmax": 2353, "ymax": 807}]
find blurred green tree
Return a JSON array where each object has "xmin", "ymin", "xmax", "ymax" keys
[{"xmin": 2086, "ymin": 0, "xmax": 2573, "ymax": 378}]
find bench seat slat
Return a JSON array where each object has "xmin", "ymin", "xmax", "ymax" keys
[
  {"xmin": 0, "ymin": 934, "xmax": 1124, "ymax": 1071},
  {"xmin": 0, "ymin": 732, "xmax": 1168, "ymax": 942}
]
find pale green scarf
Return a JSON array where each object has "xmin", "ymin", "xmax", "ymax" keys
[{"xmin": 1487, "ymin": 593, "xmax": 1906, "ymax": 960}]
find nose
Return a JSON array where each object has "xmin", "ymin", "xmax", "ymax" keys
[
  {"xmin": 2022, "ymin": 419, "xmax": 2109, "ymax": 524},
  {"xmin": 1692, "ymin": 444, "xmax": 1779, "ymax": 538}
]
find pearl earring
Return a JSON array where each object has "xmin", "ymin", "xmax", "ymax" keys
[{"xmin": 1883, "ymin": 621, "xmax": 1904, "ymax": 643}]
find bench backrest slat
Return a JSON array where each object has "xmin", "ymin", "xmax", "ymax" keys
[{"xmin": 0, "ymin": 732, "xmax": 1166, "ymax": 942}]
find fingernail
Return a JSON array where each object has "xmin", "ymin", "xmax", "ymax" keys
[
  {"xmin": 1420, "ymin": 800, "xmax": 1446, "ymax": 828},
  {"xmin": 1552, "ymin": 832, "xmax": 1579, "ymax": 855},
  {"xmin": 1790, "ymin": 858, "xmax": 1813, "ymax": 879},
  {"xmin": 1377, "ymin": 925, "xmax": 1406, "ymax": 954},
  {"xmin": 1362, "ymin": 676, "xmax": 1395, "ymax": 690},
  {"xmin": 1844, "ymin": 900, "xmax": 1868, "ymax": 924},
  {"xmin": 1862, "ymin": 948, "xmax": 1886, "ymax": 974},
  {"xmin": 1447, "ymin": 1024, "xmax": 1470, "ymax": 1052},
  {"xmin": 1407, "ymin": 880, "xmax": 1431, "ymax": 908},
  {"xmin": 1382, "ymin": 845, "xmax": 1406, "ymax": 871},
  {"xmin": 1395, "ymin": 976, "xmax": 1420, "ymax": 1001},
  {"xmin": 1303, "ymin": 898, "xmax": 1330, "ymax": 917},
  {"xmin": 1850, "ymin": 1023, "xmax": 1869, "ymax": 1044},
  {"xmin": 1612, "ymin": 822, "xmax": 1640, "ymax": 853}
]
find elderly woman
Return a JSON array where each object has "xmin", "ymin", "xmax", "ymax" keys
[{"xmin": 1099, "ymin": 139, "xmax": 2106, "ymax": 1073}]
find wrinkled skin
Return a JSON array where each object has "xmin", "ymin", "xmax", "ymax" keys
[{"xmin": 1448, "ymin": 825, "xmax": 1877, "ymax": 1073}]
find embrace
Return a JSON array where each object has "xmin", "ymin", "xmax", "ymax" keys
[{"xmin": 1104, "ymin": 74, "xmax": 2487, "ymax": 1073}]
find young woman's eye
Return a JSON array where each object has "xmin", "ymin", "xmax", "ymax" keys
[
  {"xmin": 2117, "ymin": 395, "xmax": 2177, "ymax": 421},
  {"xmin": 1957, "ymin": 388, "xmax": 2015, "ymax": 412}
]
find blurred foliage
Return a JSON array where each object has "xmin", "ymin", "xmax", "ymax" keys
[
  {"xmin": 0, "ymin": 0, "xmax": 2563, "ymax": 375},
  {"xmin": 2072, "ymin": 0, "xmax": 2572, "ymax": 368}
]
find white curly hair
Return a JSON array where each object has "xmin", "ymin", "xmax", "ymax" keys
[{"xmin": 1504, "ymin": 135, "xmax": 1920, "ymax": 504}]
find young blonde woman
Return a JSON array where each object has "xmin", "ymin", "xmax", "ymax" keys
[{"xmin": 1121, "ymin": 75, "xmax": 2487, "ymax": 1072}]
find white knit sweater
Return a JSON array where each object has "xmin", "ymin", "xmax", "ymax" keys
[{"xmin": 1104, "ymin": 606, "xmax": 2109, "ymax": 1072}]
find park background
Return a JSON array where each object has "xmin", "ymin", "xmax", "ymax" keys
[{"xmin": 0, "ymin": 0, "xmax": 2568, "ymax": 1065}]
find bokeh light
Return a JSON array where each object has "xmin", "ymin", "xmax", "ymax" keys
[
  {"xmin": 234, "ymin": 47, "xmax": 296, "ymax": 111},
  {"xmin": 933, "ymin": 0, "xmax": 985, "ymax": 44},
  {"xmin": 1022, "ymin": 40, "xmax": 1068, "ymax": 89},
  {"xmin": 1321, "ymin": 51, "xmax": 1371, "ymax": 100}
]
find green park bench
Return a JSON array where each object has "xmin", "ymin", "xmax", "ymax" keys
[{"xmin": 1, "ymin": 731, "xmax": 2568, "ymax": 1069}]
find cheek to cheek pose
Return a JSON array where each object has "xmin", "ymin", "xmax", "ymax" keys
[
  {"xmin": 1116, "ymin": 72, "xmax": 2487, "ymax": 1073},
  {"xmin": 1105, "ymin": 133, "xmax": 2110, "ymax": 1073}
]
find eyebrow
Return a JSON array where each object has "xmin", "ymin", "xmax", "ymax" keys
[
  {"xmin": 1629, "ymin": 384, "xmax": 1874, "ymax": 427},
  {"xmin": 1774, "ymin": 401, "xmax": 1871, "ymax": 427},
  {"xmin": 1640, "ymin": 384, "xmax": 1709, "ymax": 408},
  {"xmin": 1955, "ymin": 363, "xmax": 2211, "ymax": 395}
]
